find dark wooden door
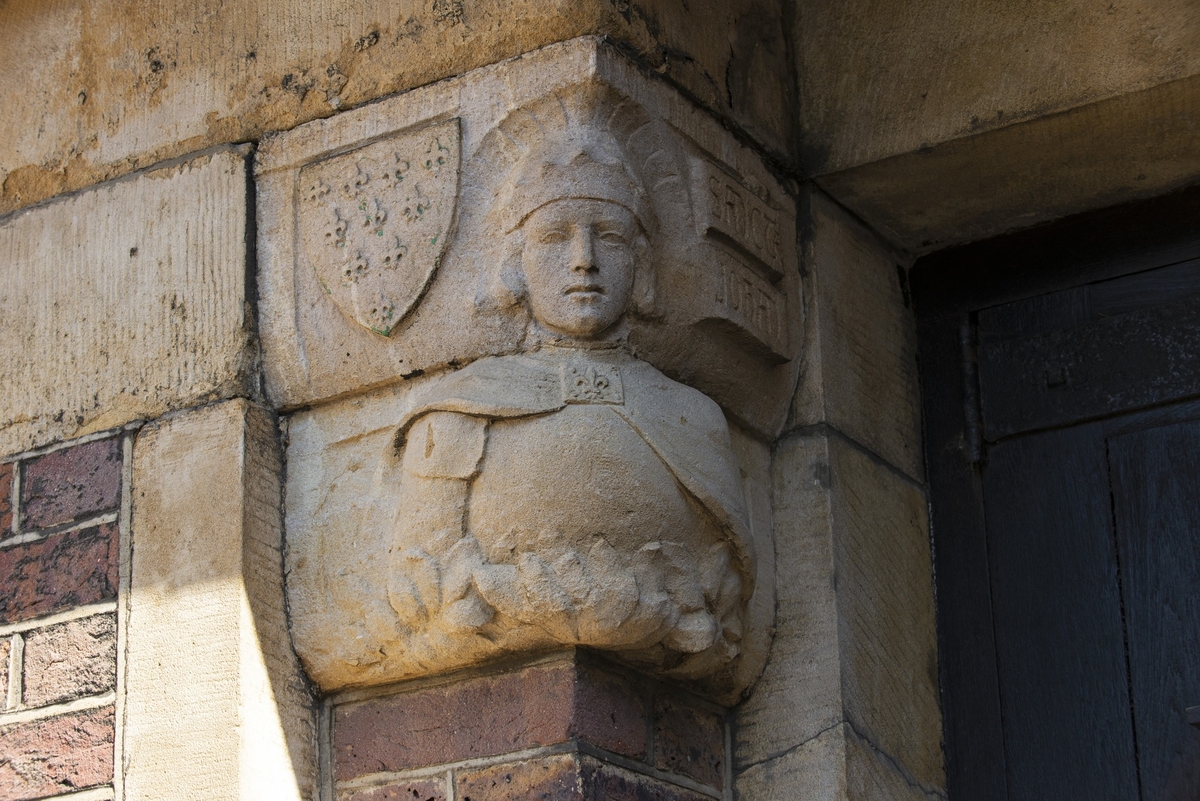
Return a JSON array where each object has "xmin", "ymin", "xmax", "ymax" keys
[{"xmin": 913, "ymin": 188, "xmax": 1200, "ymax": 800}]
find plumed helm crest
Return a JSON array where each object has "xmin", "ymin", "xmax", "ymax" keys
[{"xmin": 475, "ymin": 81, "xmax": 684, "ymax": 238}]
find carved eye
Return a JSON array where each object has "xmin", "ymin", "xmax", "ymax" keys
[
  {"xmin": 597, "ymin": 230, "xmax": 627, "ymax": 245},
  {"xmin": 538, "ymin": 229, "xmax": 570, "ymax": 245}
]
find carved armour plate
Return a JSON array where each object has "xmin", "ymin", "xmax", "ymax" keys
[{"xmin": 298, "ymin": 118, "xmax": 461, "ymax": 336}]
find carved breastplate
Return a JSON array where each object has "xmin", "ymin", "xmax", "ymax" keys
[{"xmin": 468, "ymin": 403, "xmax": 722, "ymax": 563}]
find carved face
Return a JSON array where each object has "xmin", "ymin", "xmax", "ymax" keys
[{"xmin": 520, "ymin": 199, "xmax": 639, "ymax": 338}]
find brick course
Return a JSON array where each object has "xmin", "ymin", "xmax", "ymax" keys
[
  {"xmin": 21, "ymin": 438, "xmax": 122, "ymax": 530},
  {"xmin": 454, "ymin": 753, "xmax": 716, "ymax": 801},
  {"xmin": 22, "ymin": 613, "xmax": 118, "ymax": 708},
  {"xmin": 456, "ymin": 753, "xmax": 581, "ymax": 801},
  {"xmin": 333, "ymin": 655, "xmax": 728, "ymax": 800},
  {"xmin": 0, "ymin": 523, "xmax": 118, "ymax": 625},
  {"xmin": 335, "ymin": 660, "xmax": 648, "ymax": 780},
  {"xmin": 0, "ymin": 705, "xmax": 115, "ymax": 800}
]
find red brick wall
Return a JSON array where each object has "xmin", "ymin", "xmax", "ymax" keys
[
  {"xmin": 0, "ymin": 435, "xmax": 124, "ymax": 801},
  {"xmin": 333, "ymin": 654, "xmax": 730, "ymax": 801}
]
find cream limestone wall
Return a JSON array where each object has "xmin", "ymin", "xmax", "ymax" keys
[
  {"xmin": 0, "ymin": 0, "xmax": 791, "ymax": 216},
  {"xmin": 796, "ymin": 0, "xmax": 1200, "ymax": 251},
  {"xmin": 6, "ymin": 3, "xmax": 1192, "ymax": 799},
  {"xmin": 125, "ymin": 401, "xmax": 316, "ymax": 799},
  {"xmin": 733, "ymin": 191, "xmax": 943, "ymax": 798},
  {"xmin": 0, "ymin": 147, "xmax": 256, "ymax": 457}
]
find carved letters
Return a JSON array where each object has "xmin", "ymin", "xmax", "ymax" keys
[{"xmin": 693, "ymin": 158, "xmax": 783, "ymax": 281}]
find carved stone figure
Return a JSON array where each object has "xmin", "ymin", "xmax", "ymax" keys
[{"xmin": 376, "ymin": 99, "xmax": 757, "ymax": 683}]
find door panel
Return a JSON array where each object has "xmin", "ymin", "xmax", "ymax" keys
[
  {"xmin": 1110, "ymin": 420, "xmax": 1200, "ymax": 800},
  {"xmin": 984, "ymin": 425, "xmax": 1140, "ymax": 800},
  {"xmin": 915, "ymin": 190, "xmax": 1200, "ymax": 800}
]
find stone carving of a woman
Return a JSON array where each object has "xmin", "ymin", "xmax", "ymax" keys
[{"xmin": 383, "ymin": 109, "xmax": 757, "ymax": 683}]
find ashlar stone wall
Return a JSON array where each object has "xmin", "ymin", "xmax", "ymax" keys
[{"xmin": 9, "ymin": 1, "xmax": 1186, "ymax": 797}]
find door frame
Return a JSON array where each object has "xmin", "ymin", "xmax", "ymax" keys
[{"xmin": 911, "ymin": 184, "xmax": 1200, "ymax": 799}]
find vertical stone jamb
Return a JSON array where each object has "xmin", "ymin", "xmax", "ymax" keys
[{"xmin": 123, "ymin": 400, "xmax": 316, "ymax": 800}]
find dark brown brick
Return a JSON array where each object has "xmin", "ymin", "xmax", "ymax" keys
[
  {"xmin": 653, "ymin": 695, "xmax": 724, "ymax": 789},
  {"xmin": 456, "ymin": 753, "xmax": 581, "ymax": 801},
  {"xmin": 341, "ymin": 777, "xmax": 448, "ymax": 801},
  {"xmin": 0, "ymin": 523, "xmax": 119, "ymax": 625},
  {"xmin": 0, "ymin": 705, "xmax": 114, "ymax": 800},
  {"xmin": 336, "ymin": 663, "xmax": 575, "ymax": 779},
  {"xmin": 335, "ymin": 659, "xmax": 647, "ymax": 780},
  {"xmin": 572, "ymin": 663, "xmax": 647, "ymax": 759},
  {"xmin": 0, "ymin": 462, "xmax": 13, "ymax": 535},
  {"xmin": 580, "ymin": 757, "xmax": 713, "ymax": 801},
  {"xmin": 22, "ymin": 438, "xmax": 122, "ymax": 530},
  {"xmin": 23, "ymin": 613, "xmax": 118, "ymax": 708}
]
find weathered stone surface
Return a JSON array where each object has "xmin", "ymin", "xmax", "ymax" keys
[
  {"xmin": 279, "ymin": 46, "xmax": 783, "ymax": 701},
  {"xmin": 791, "ymin": 189, "xmax": 922, "ymax": 480},
  {"xmin": 0, "ymin": 523, "xmax": 118, "ymax": 626},
  {"xmin": 0, "ymin": 705, "xmax": 114, "ymax": 800},
  {"xmin": 736, "ymin": 433, "xmax": 944, "ymax": 793},
  {"xmin": 0, "ymin": 1, "xmax": 792, "ymax": 215},
  {"xmin": 735, "ymin": 723, "xmax": 943, "ymax": 801},
  {"xmin": 796, "ymin": 0, "xmax": 1199, "ymax": 178},
  {"xmin": 21, "ymin": 613, "xmax": 118, "ymax": 708},
  {"xmin": 0, "ymin": 148, "xmax": 255, "ymax": 457},
  {"xmin": 828, "ymin": 440, "xmax": 942, "ymax": 791},
  {"xmin": 257, "ymin": 37, "xmax": 801, "ymax": 438},
  {"xmin": 21, "ymin": 438, "xmax": 122, "ymax": 530},
  {"xmin": 0, "ymin": 462, "xmax": 12, "ymax": 535},
  {"xmin": 821, "ymin": 72, "xmax": 1200, "ymax": 253},
  {"xmin": 653, "ymin": 695, "xmax": 724, "ymax": 788},
  {"xmin": 125, "ymin": 400, "xmax": 316, "ymax": 800},
  {"xmin": 334, "ymin": 659, "xmax": 647, "ymax": 779},
  {"xmin": 736, "ymin": 434, "xmax": 841, "ymax": 765},
  {"xmin": 342, "ymin": 778, "xmax": 448, "ymax": 801}
]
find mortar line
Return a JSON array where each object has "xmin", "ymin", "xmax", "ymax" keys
[
  {"xmin": 575, "ymin": 740, "xmax": 724, "ymax": 799},
  {"xmin": 10, "ymin": 458, "xmax": 21, "ymax": 537},
  {"xmin": 113, "ymin": 432, "xmax": 135, "ymax": 801},
  {"xmin": 31, "ymin": 786, "xmax": 115, "ymax": 801},
  {"xmin": 0, "ymin": 424, "xmax": 141, "ymax": 464},
  {"xmin": 335, "ymin": 741, "xmax": 578, "ymax": 792},
  {"xmin": 0, "ymin": 690, "xmax": 115, "ymax": 726},
  {"xmin": 0, "ymin": 510, "xmax": 120, "ymax": 550},
  {"xmin": 0, "ymin": 602, "xmax": 118, "ymax": 638},
  {"xmin": 6, "ymin": 633, "xmax": 23, "ymax": 710}
]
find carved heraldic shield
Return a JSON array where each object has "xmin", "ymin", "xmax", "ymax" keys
[{"xmin": 299, "ymin": 119, "xmax": 461, "ymax": 336}]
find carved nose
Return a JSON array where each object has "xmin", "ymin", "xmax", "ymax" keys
[{"xmin": 570, "ymin": 228, "xmax": 597, "ymax": 273}]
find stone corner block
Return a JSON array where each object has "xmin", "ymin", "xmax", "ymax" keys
[
  {"xmin": 125, "ymin": 399, "xmax": 317, "ymax": 800},
  {"xmin": 735, "ymin": 723, "xmax": 945, "ymax": 801},
  {"xmin": 737, "ymin": 431, "xmax": 944, "ymax": 792},
  {"xmin": 0, "ymin": 146, "xmax": 256, "ymax": 457},
  {"xmin": 791, "ymin": 188, "xmax": 923, "ymax": 479}
]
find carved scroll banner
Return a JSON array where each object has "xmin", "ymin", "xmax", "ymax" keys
[{"xmin": 298, "ymin": 119, "xmax": 460, "ymax": 336}]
